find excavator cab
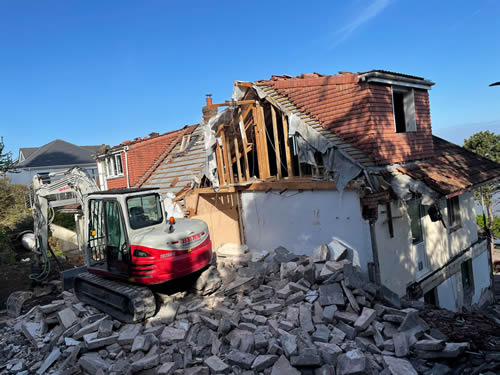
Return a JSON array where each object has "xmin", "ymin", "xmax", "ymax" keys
[{"xmin": 84, "ymin": 188, "xmax": 212, "ymax": 285}]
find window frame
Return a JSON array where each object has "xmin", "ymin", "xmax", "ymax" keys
[
  {"xmin": 392, "ymin": 86, "xmax": 417, "ymax": 133},
  {"xmin": 105, "ymin": 153, "xmax": 124, "ymax": 179},
  {"xmin": 447, "ymin": 196, "xmax": 462, "ymax": 232}
]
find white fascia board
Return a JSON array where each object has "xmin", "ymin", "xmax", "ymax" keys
[{"xmin": 364, "ymin": 77, "xmax": 433, "ymax": 90}]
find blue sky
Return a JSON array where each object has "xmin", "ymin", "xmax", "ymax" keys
[{"xmin": 1, "ymin": 0, "xmax": 499, "ymax": 156}]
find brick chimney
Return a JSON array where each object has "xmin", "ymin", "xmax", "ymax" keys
[{"xmin": 202, "ymin": 94, "xmax": 218, "ymax": 123}]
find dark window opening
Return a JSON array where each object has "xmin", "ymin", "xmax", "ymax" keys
[
  {"xmin": 392, "ymin": 87, "xmax": 416, "ymax": 133},
  {"xmin": 447, "ymin": 196, "xmax": 461, "ymax": 230},
  {"xmin": 394, "ymin": 91, "xmax": 407, "ymax": 133},
  {"xmin": 461, "ymin": 259, "xmax": 473, "ymax": 291},
  {"xmin": 424, "ymin": 288, "xmax": 438, "ymax": 306}
]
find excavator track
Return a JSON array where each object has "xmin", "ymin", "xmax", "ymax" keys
[{"xmin": 74, "ymin": 272, "xmax": 156, "ymax": 323}]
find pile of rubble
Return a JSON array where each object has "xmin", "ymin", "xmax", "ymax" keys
[{"xmin": 1, "ymin": 243, "xmax": 500, "ymax": 375}]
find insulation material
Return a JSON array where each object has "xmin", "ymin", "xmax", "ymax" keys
[
  {"xmin": 201, "ymin": 108, "xmax": 236, "ymax": 189},
  {"xmin": 288, "ymin": 113, "xmax": 362, "ymax": 191},
  {"xmin": 391, "ymin": 174, "xmax": 439, "ymax": 205},
  {"xmin": 232, "ymin": 82, "xmax": 247, "ymax": 101},
  {"xmin": 163, "ymin": 193, "xmax": 184, "ymax": 219}
]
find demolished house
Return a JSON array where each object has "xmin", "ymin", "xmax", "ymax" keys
[{"xmin": 188, "ymin": 70, "xmax": 500, "ymax": 312}]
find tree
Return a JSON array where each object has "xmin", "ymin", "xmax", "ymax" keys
[
  {"xmin": 0, "ymin": 137, "xmax": 16, "ymax": 173},
  {"xmin": 464, "ymin": 131, "xmax": 500, "ymax": 249}
]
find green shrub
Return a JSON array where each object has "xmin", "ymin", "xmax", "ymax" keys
[
  {"xmin": 52, "ymin": 210, "xmax": 76, "ymax": 231},
  {"xmin": 476, "ymin": 215, "xmax": 500, "ymax": 238}
]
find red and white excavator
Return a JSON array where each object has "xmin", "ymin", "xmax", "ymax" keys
[{"xmin": 30, "ymin": 167, "xmax": 212, "ymax": 322}]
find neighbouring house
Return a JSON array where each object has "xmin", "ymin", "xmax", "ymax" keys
[
  {"xmin": 184, "ymin": 70, "xmax": 500, "ymax": 311},
  {"xmin": 7, "ymin": 139, "xmax": 105, "ymax": 185}
]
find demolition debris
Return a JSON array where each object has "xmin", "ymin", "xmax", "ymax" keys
[{"xmin": 1, "ymin": 244, "xmax": 500, "ymax": 375}]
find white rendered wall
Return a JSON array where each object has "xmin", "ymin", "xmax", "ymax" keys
[
  {"xmin": 375, "ymin": 192, "xmax": 479, "ymax": 297},
  {"xmin": 437, "ymin": 274, "xmax": 458, "ymax": 312},
  {"xmin": 471, "ymin": 250, "xmax": 490, "ymax": 305},
  {"xmin": 240, "ymin": 190, "xmax": 373, "ymax": 274}
]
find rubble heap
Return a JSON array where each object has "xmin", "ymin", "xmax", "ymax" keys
[{"xmin": 1, "ymin": 244, "xmax": 500, "ymax": 375}]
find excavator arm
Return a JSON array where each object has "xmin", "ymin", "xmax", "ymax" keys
[{"xmin": 31, "ymin": 167, "xmax": 99, "ymax": 280}]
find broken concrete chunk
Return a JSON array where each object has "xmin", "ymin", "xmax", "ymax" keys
[
  {"xmin": 354, "ymin": 307, "xmax": 376, "ymax": 331},
  {"xmin": 311, "ymin": 244, "xmax": 330, "ymax": 263},
  {"xmin": 414, "ymin": 339, "xmax": 446, "ymax": 351},
  {"xmin": 74, "ymin": 316, "xmax": 109, "ymax": 340},
  {"xmin": 341, "ymin": 281, "xmax": 360, "ymax": 314},
  {"xmin": 270, "ymin": 355, "xmax": 301, "ymax": 375},
  {"xmin": 57, "ymin": 308, "xmax": 78, "ymax": 330},
  {"xmin": 316, "ymin": 342, "xmax": 342, "ymax": 365},
  {"xmin": 78, "ymin": 353, "xmax": 110, "ymax": 375},
  {"xmin": 157, "ymin": 362, "xmax": 176, "ymax": 375},
  {"xmin": 299, "ymin": 304, "xmax": 315, "ymax": 334},
  {"xmin": 97, "ymin": 319, "xmax": 114, "ymax": 338},
  {"xmin": 36, "ymin": 348, "xmax": 61, "ymax": 375},
  {"xmin": 383, "ymin": 355, "xmax": 418, "ymax": 375},
  {"xmin": 130, "ymin": 353, "xmax": 160, "ymax": 372},
  {"xmin": 83, "ymin": 332, "xmax": 119, "ymax": 350},
  {"xmin": 226, "ymin": 350, "xmax": 256, "ymax": 370},
  {"xmin": 319, "ymin": 283, "xmax": 344, "ymax": 306},
  {"xmin": 204, "ymin": 355, "xmax": 230, "ymax": 374},
  {"xmin": 415, "ymin": 342, "xmax": 469, "ymax": 359},
  {"xmin": 160, "ymin": 326, "xmax": 187, "ymax": 343},
  {"xmin": 312, "ymin": 325, "xmax": 330, "ymax": 343},
  {"xmin": 393, "ymin": 332, "xmax": 409, "ymax": 358},
  {"xmin": 252, "ymin": 354, "xmax": 279, "ymax": 371},
  {"xmin": 328, "ymin": 238, "xmax": 348, "ymax": 261},
  {"xmin": 280, "ymin": 333, "xmax": 298, "ymax": 357},
  {"xmin": 336, "ymin": 349, "xmax": 366, "ymax": 375},
  {"xmin": 290, "ymin": 347, "xmax": 322, "ymax": 367}
]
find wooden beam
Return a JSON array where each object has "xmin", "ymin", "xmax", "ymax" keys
[
  {"xmin": 242, "ymin": 179, "xmax": 338, "ymax": 191},
  {"xmin": 234, "ymin": 137, "xmax": 243, "ymax": 182},
  {"xmin": 256, "ymin": 103, "xmax": 271, "ymax": 179},
  {"xmin": 241, "ymin": 103, "xmax": 253, "ymax": 122},
  {"xmin": 270, "ymin": 105, "xmax": 282, "ymax": 179},
  {"xmin": 281, "ymin": 113, "xmax": 294, "ymax": 177},
  {"xmin": 220, "ymin": 130, "xmax": 233, "ymax": 184},
  {"xmin": 239, "ymin": 109, "xmax": 251, "ymax": 180},
  {"xmin": 235, "ymin": 81, "xmax": 252, "ymax": 87},
  {"xmin": 208, "ymin": 99, "xmax": 256, "ymax": 108},
  {"xmin": 216, "ymin": 142, "xmax": 225, "ymax": 185},
  {"xmin": 195, "ymin": 186, "xmax": 236, "ymax": 194}
]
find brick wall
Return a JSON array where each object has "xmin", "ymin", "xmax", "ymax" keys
[{"xmin": 270, "ymin": 74, "xmax": 435, "ymax": 166}]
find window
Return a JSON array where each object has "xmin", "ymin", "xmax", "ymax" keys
[
  {"xmin": 461, "ymin": 259, "xmax": 473, "ymax": 291},
  {"xmin": 424, "ymin": 287, "xmax": 438, "ymax": 306},
  {"xmin": 179, "ymin": 135, "xmax": 191, "ymax": 152},
  {"xmin": 447, "ymin": 196, "xmax": 461, "ymax": 230},
  {"xmin": 105, "ymin": 154, "xmax": 123, "ymax": 178},
  {"xmin": 392, "ymin": 86, "xmax": 416, "ymax": 133},
  {"xmin": 127, "ymin": 194, "xmax": 163, "ymax": 230}
]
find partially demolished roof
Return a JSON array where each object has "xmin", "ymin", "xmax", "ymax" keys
[
  {"xmin": 394, "ymin": 136, "xmax": 500, "ymax": 197},
  {"xmin": 140, "ymin": 125, "xmax": 205, "ymax": 195}
]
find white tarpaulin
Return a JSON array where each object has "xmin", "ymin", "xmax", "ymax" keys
[{"xmin": 391, "ymin": 174, "xmax": 439, "ymax": 205}]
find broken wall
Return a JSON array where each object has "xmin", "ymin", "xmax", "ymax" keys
[
  {"xmin": 185, "ymin": 192, "xmax": 241, "ymax": 250},
  {"xmin": 240, "ymin": 190, "xmax": 373, "ymax": 274}
]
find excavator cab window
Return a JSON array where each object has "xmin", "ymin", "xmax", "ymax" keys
[
  {"xmin": 88, "ymin": 199, "xmax": 106, "ymax": 263},
  {"xmin": 127, "ymin": 194, "xmax": 163, "ymax": 230}
]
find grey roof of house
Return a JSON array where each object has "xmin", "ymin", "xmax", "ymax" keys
[
  {"xmin": 17, "ymin": 139, "xmax": 106, "ymax": 168},
  {"xmin": 19, "ymin": 147, "xmax": 38, "ymax": 160},
  {"xmin": 141, "ymin": 125, "xmax": 205, "ymax": 195}
]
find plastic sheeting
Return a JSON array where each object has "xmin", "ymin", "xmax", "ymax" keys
[
  {"xmin": 201, "ymin": 107, "xmax": 237, "ymax": 190},
  {"xmin": 164, "ymin": 193, "xmax": 185, "ymax": 219},
  {"xmin": 391, "ymin": 174, "xmax": 439, "ymax": 205},
  {"xmin": 288, "ymin": 113, "xmax": 362, "ymax": 191}
]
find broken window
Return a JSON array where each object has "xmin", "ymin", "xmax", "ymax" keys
[
  {"xmin": 461, "ymin": 259, "xmax": 474, "ymax": 291},
  {"xmin": 106, "ymin": 153, "xmax": 123, "ymax": 178},
  {"xmin": 392, "ymin": 86, "xmax": 416, "ymax": 133},
  {"xmin": 447, "ymin": 196, "xmax": 461, "ymax": 230}
]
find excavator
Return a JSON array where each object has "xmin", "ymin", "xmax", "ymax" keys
[{"xmin": 29, "ymin": 167, "xmax": 212, "ymax": 322}]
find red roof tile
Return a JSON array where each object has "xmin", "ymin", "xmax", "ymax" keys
[{"xmin": 396, "ymin": 136, "xmax": 500, "ymax": 197}]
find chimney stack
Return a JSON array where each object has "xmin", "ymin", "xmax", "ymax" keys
[{"xmin": 202, "ymin": 94, "xmax": 218, "ymax": 123}]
